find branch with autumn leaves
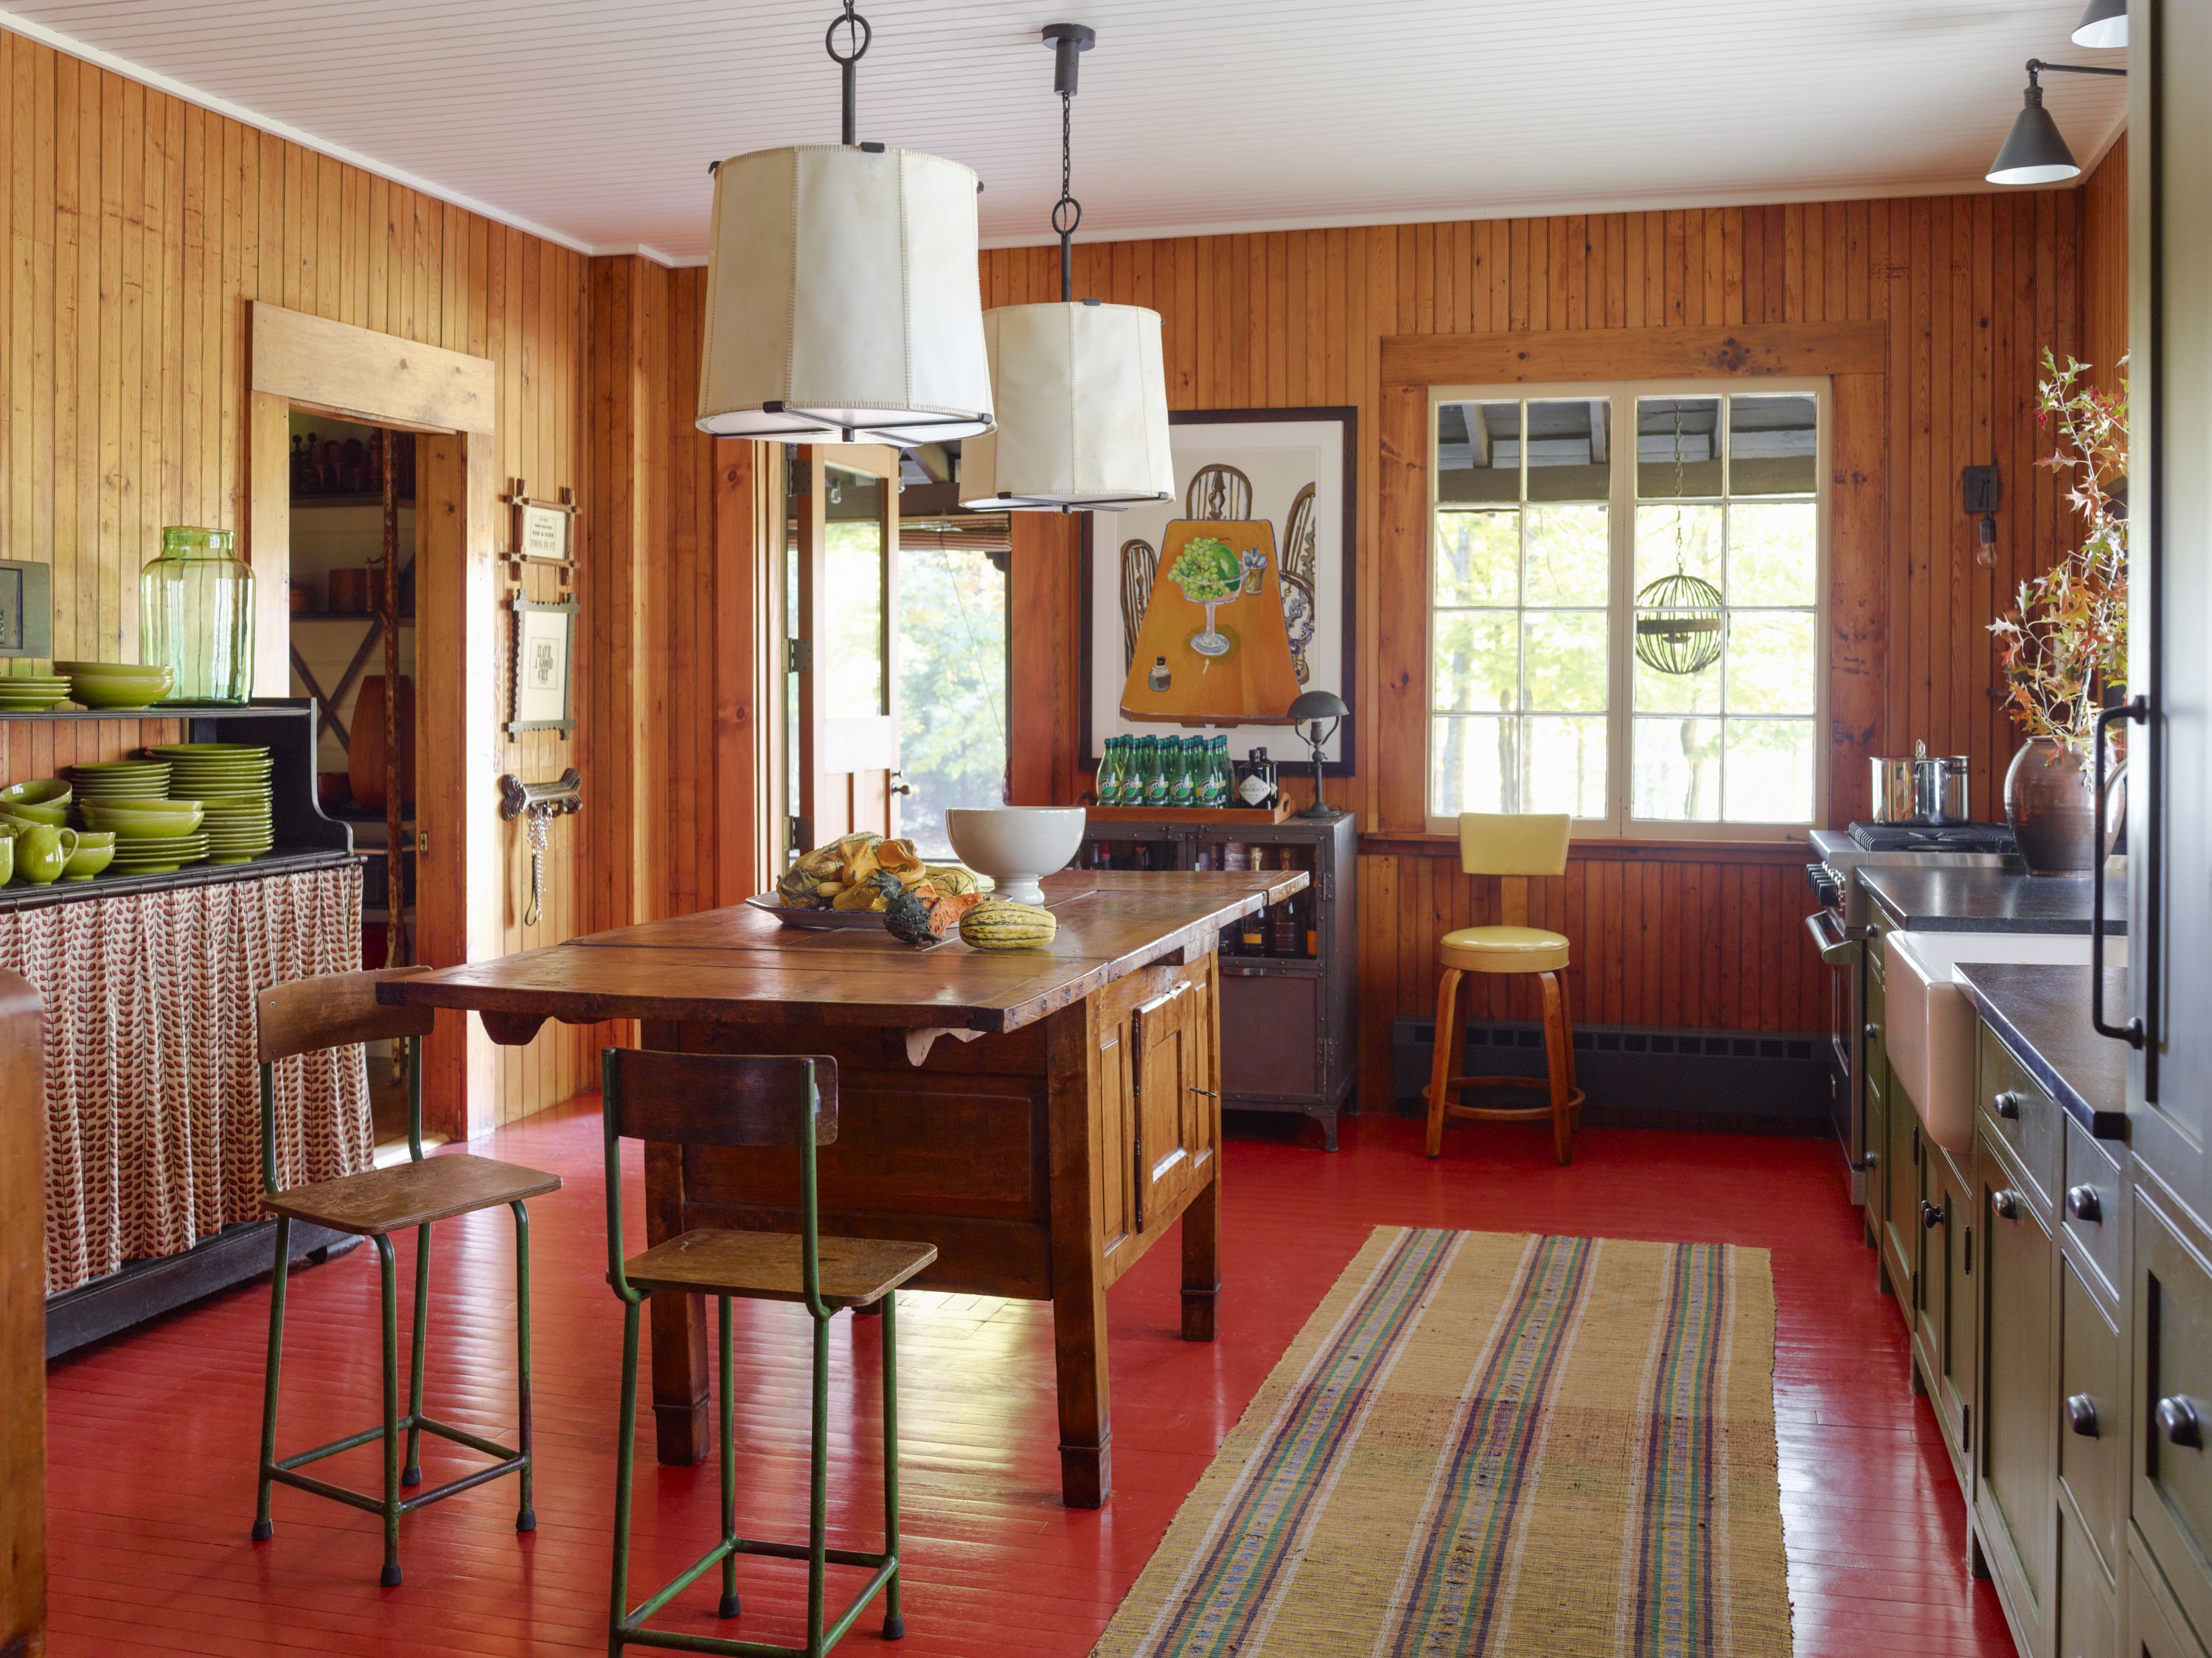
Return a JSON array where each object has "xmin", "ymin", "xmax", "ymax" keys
[{"xmin": 1987, "ymin": 350, "xmax": 2129, "ymax": 755}]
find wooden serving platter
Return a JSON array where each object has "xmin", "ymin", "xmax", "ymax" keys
[{"xmin": 1082, "ymin": 802, "xmax": 1294, "ymax": 826}]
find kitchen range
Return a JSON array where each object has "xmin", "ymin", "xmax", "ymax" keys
[{"xmin": 1806, "ymin": 814, "xmax": 2017, "ymax": 1203}]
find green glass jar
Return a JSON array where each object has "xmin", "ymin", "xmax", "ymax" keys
[{"xmin": 139, "ymin": 526, "xmax": 254, "ymax": 703}]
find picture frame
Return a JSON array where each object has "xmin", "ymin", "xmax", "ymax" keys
[
  {"xmin": 1079, "ymin": 406, "xmax": 1357, "ymax": 773},
  {"xmin": 0, "ymin": 561, "xmax": 53, "ymax": 659},
  {"xmin": 501, "ymin": 481, "xmax": 579, "ymax": 582},
  {"xmin": 507, "ymin": 594, "xmax": 578, "ymax": 737}
]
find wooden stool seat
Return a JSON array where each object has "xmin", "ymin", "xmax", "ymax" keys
[
  {"xmin": 264, "ymin": 1153, "xmax": 560, "ymax": 1237},
  {"xmin": 622, "ymin": 1228, "xmax": 937, "ymax": 1310},
  {"xmin": 1439, "ymin": 924, "xmax": 1570, "ymax": 974}
]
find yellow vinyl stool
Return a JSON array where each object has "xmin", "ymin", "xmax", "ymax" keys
[{"xmin": 1425, "ymin": 812, "xmax": 1585, "ymax": 1164}]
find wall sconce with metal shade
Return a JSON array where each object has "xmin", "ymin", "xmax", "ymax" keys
[
  {"xmin": 959, "ymin": 24, "xmax": 1175, "ymax": 513},
  {"xmin": 2072, "ymin": 0, "xmax": 2127, "ymax": 50},
  {"xmin": 1287, "ymin": 690, "xmax": 1349, "ymax": 819},
  {"xmin": 1987, "ymin": 58, "xmax": 2126, "ymax": 186},
  {"xmin": 695, "ymin": 2, "xmax": 995, "ymax": 446}
]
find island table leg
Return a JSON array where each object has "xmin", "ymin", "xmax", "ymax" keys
[
  {"xmin": 641, "ymin": 1022, "xmax": 710, "ymax": 1466},
  {"xmin": 1046, "ymin": 1003, "xmax": 1111, "ymax": 1508},
  {"xmin": 1180, "ymin": 1171, "xmax": 1220, "ymax": 1342}
]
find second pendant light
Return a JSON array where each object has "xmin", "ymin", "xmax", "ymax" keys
[{"xmin": 961, "ymin": 24, "xmax": 1174, "ymax": 513}]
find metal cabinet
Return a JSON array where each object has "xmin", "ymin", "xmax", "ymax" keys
[{"xmin": 1080, "ymin": 811, "xmax": 1354, "ymax": 1149}]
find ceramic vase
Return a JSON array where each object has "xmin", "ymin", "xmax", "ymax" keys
[{"xmin": 2003, "ymin": 736, "xmax": 2101, "ymax": 875}]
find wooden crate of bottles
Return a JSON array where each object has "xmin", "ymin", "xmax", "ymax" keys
[{"xmin": 1077, "ymin": 808, "xmax": 1356, "ymax": 1150}]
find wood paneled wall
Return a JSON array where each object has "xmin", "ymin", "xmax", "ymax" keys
[
  {"xmin": 987, "ymin": 184, "xmax": 2108, "ymax": 1105},
  {"xmin": 0, "ymin": 32, "xmax": 593, "ymax": 1125},
  {"xmin": 2083, "ymin": 137, "xmax": 2129, "ymax": 392}
]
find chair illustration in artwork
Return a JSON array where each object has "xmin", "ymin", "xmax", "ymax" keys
[
  {"xmin": 1185, "ymin": 465, "xmax": 1253, "ymax": 521},
  {"xmin": 1279, "ymin": 483, "xmax": 1318, "ymax": 686},
  {"xmin": 1120, "ymin": 540, "xmax": 1158, "ymax": 667}
]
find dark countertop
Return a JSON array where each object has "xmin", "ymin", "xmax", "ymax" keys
[
  {"xmin": 0, "ymin": 849, "xmax": 363, "ymax": 915},
  {"xmin": 1955, "ymin": 962, "xmax": 2130, "ymax": 1140},
  {"xmin": 1864, "ymin": 867, "xmax": 2126, "ymax": 935}
]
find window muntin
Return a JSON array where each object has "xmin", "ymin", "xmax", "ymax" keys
[{"xmin": 1428, "ymin": 382, "xmax": 1826, "ymax": 837}]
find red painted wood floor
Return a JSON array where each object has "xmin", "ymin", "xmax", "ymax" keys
[{"xmin": 44, "ymin": 1106, "xmax": 2017, "ymax": 1657}]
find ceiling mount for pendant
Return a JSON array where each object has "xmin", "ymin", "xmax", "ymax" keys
[
  {"xmin": 694, "ymin": 1, "xmax": 995, "ymax": 446},
  {"xmin": 959, "ymin": 21, "xmax": 1174, "ymax": 514}
]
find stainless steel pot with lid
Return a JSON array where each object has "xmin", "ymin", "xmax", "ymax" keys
[{"xmin": 1914, "ymin": 746, "xmax": 1972, "ymax": 825}]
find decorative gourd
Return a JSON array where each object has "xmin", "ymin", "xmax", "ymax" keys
[
  {"xmin": 959, "ymin": 898, "xmax": 1057, "ymax": 950},
  {"xmin": 832, "ymin": 870, "xmax": 906, "ymax": 912},
  {"xmin": 883, "ymin": 889, "xmax": 939, "ymax": 945},
  {"xmin": 777, "ymin": 865, "xmax": 830, "ymax": 909}
]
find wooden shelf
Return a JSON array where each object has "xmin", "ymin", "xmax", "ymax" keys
[
  {"xmin": 0, "ymin": 704, "xmax": 276, "ymax": 722},
  {"xmin": 1085, "ymin": 802, "xmax": 1295, "ymax": 826},
  {"xmin": 291, "ymin": 494, "xmax": 414, "ymax": 510}
]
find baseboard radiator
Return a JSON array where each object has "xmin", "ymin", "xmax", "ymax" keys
[{"xmin": 1388, "ymin": 1017, "xmax": 1827, "ymax": 1137}]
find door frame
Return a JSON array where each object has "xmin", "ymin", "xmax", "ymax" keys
[
  {"xmin": 793, "ymin": 443, "xmax": 902, "ymax": 848},
  {"xmin": 246, "ymin": 302, "xmax": 501, "ymax": 1140}
]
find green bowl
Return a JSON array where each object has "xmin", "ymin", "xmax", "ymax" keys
[
  {"xmin": 0, "ymin": 780, "xmax": 71, "ymax": 825},
  {"xmin": 63, "ymin": 835, "xmax": 115, "ymax": 881},
  {"xmin": 69, "ymin": 669, "xmax": 175, "ymax": 710},
  {"xmin": 55, "ymin": 659, "xmax": 173, "ymax": 678},
  {"xmin": 82, "ymin": 800, "xmax": 204, "ymax": 837}
]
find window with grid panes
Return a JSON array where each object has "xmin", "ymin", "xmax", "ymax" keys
[{"xmin": 1427, "ymin": 383, "xmax": 1826, "ymax": 836}]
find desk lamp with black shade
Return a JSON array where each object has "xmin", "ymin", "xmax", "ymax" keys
[{"xmin": 1287, "ymin": 690, "xmax": 1349, "ymax": 819}]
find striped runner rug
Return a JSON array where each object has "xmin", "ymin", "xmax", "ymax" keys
[{"xmin": 1095, "ymin": 1227, "xmax": 1791, "ymax": 1658}]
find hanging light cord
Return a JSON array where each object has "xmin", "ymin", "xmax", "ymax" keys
[{"xmin": 1052, "ymin": 89, "xmax": 1082, "ymax": 301}]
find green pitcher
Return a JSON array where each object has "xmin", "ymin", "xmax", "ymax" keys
[{"xmin": 13, "ymin": 822, "xmax": 78, "ymax": 884}]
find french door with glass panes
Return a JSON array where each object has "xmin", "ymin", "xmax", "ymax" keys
[
  {"xmin": 790, "ymin": 444, "xmax": 903, "ymax": 851},
  {"xmin": 1426, "ymin": 381, "xmax": 1829, "ymax": 838}
]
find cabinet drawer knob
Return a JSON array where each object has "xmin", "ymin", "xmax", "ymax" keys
[
  {"xmin": 1920, "ymin": 1201, "xmax": 1945, "ymax": 1231},
  {"xmin": 1992, "ymin": 1190, "xmax": 2022, "ymax": 1221},
  {"xmin": 2065, "ymin": 1394, "xmax": 2100, "ymax": 1438},
  {"xmin": 1865, "ymin": 1021, "xmax": 1881, "ymax": 1041},
  {"xmin": 1993, "ymin": 1090, "xmax": 2021, "ymax": 1120},
  {"xmin": 2064, "ymin": 1184, "xmax": 2103, "ymax": 1224},
  {"xmin": 2157, "ymin": 1396, "xmax": 2202, "ymax": 1449}
]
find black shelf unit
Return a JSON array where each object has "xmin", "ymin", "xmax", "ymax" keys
[{"xmin": 1080, "ymin": 810, "xmax": 1356, "ymax": 1150}]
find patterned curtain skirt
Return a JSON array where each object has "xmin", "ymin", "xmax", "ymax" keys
[{"xmin": 2, "ymin": 864, "xmax": 372, "ymax": 1297}]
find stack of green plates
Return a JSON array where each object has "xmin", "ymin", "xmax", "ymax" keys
[
  {"xmin": 151, "ymin": 743, "xmax": 273, "ymax": 864},
  {"xmin": 69, "ymin": 760, "xmax": 173, "ymax": 821},
  {"xmin": 106, "ymin": 831, "xmax": 210, "ymax": 876},
  {"xmin": 0, "ymin": 676, "xmax": 72, "ymax": 712}
]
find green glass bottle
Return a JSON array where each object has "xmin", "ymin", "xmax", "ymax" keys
[
  {"xmin": 1096, "ymin": 737, "xmax": 1124, "ymax": 806},
  {"xmin": 139, "ymin": 526, "xmax": 254, "ymax": 703},
  {"xmin": 1141, "ymin": 736, "xmax": 1169, "ymax": 808},
  {"xmin": 1168, "ymin": 737, "xmax": 1195, "ymax": 807}
]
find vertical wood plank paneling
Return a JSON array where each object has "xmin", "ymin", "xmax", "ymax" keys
[
  {"xmin": 0, "ymin": 34, "xmax": 591, "ymax": 1125},
  {"xmin": 981, "ymin": 168, "xmax": 2111, "ymax": 1100}
]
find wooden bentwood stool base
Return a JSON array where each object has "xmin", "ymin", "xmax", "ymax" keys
[{"xmin": 1423, "ymin": 813, "xmax": 1585, "ymax": 1166}]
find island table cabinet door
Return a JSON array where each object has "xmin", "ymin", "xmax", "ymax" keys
[{"xmin": 1095, "ymin": 960, "xmax": 1220, "ymax": 1252}]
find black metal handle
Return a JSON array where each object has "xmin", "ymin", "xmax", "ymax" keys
[
  {"xmin": 2065, "ymin": 1394, "xmax": 2100, "ymax": 1437},
  {"xmin": 2093, "ymin": 696, "xmax": 2147, "ymax": 1047},
  {"xmin": 2158, "ymin": 1395, "xmax": 2202, "ymax": 1449},
  {"xmin": 1921, "ymin": 1201, "xmax": 1945, "ymax": 1231},
  {"xmin": 1993, "ymin": 1090, "xmax": 2020, "ymax": 1120},
  {"xmin": 1992, "ymin": 1190, "xmax": 2021, "ymax": 1221},
  {"xmin": 1189, "ymin": 1087, "xmax": 1217, "ymax": 1098},
  {"xmin": 2065, "ymin": 1184, "xmax": 2103, "ymax": 1224}
]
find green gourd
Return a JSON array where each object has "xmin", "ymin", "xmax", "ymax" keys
[{"xmin": 958, "ymin": 898, "xmax": 1057, "ymax": 950}]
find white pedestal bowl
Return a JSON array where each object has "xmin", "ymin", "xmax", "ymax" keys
[{"xmin": 945, "ymin": 807, "xmax": 1087, "ymax": 907}]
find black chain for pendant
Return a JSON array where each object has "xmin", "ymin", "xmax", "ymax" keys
[{"xmin": 1052, "ymin": 91, "xmax": 1081, "ymax": 299}]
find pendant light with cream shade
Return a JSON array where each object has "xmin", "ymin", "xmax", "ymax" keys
[
  {"xmin": 960, "ymin": 24, "xmax": 1173, "ymax": 513},
  {"xmin": 695, "ymin": 2, "xmax": 994, "ymax": 445}
]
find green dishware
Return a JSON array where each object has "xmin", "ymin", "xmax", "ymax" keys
[
  {"xmin": 0, "ymin": 836, "xmax": 13, "ymax": 886},
  {"xmin": 65, "ymin": 664, "xmax": 176, "ymax": 710},
  {"xmin": 13, "ymin": 822, "xmax": 79, "ymax": 884},
  {"xmin": 63, "ymin": 832, "xmax": 116, "ymax": 881},
  {"xmin": 82, "ymin": 800, "xmax": 204, "ymax": 838},
  {"xmin": 0, "ymin": 780, "xmax": 72, "ymax": 825}
]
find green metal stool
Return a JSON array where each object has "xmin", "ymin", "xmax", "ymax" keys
[
  {"xmin": 600, "ymin": 1047, "xmax": 937, "ymax": 1657},
  {"xmin": 251, "ymin": 965, "xmax": 562, "ymax": 1586}
]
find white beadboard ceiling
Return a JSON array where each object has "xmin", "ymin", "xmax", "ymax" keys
[{"xmin": 0, "ymin": 0, "xmax": 2128, "ymax": 263}]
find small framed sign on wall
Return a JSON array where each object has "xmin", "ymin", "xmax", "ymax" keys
[
  {"xmin": 0, "ymin": 561, "xmax": 53, "ymax": 658},
  {"xmin": 501, "ymin": 479, "xmax": 578, "ymax": 584},
  {"xmin": 507, "ymin": 594, "xmax": 579, "ymax": 738}
]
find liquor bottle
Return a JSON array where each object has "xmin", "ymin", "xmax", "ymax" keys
[
  {"xmin": 1236, "ymin": 747, "xmax": 1279, "ymax": 811},
  {"xmin": 1239, "ymin": 845, "xmax": 1268, "ymax": 954},
  {"xmin": 1270, "ymin": 889, "xmax": 1302, "ymax": 957}
]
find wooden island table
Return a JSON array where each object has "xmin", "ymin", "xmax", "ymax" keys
[{"xmin": 381, "ymin": 867, "xmax": 1307, "ymax": 1507}]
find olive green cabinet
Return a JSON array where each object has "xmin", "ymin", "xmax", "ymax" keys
[
  {"xmin": 2132, "ymin": 1179, "xmax": 2212, "ymax": 1647},
  {"xmin": 1916, "ymin": 1140, "xmax": 1975, "ymax": 1485},
  {"xmin": 1980, "ymin": 1117, "xmax": 2058, "ymax": 1658},
  {"xmin": 1885, "ymin": 1061, "xmax": 1921, "ymax": 1328}
]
